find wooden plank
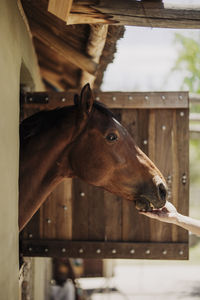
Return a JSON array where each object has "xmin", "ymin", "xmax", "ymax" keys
[
  {"xmin": 176, "ymin": 109, "xmax": 189, "ymax": 243},
  {"xmin": 72, "ymin": 179, "xmax": 89, "ymax": 240},
  {"xmin": 65, "ymin": 0, "xmax": 200, "ymax": 29},
  {"xmin": 88, "ymin": 186, "xmax": 105, "ymax": 241},
  {"xmin": 40, "ymin": 180, "xmax": 73, "ymax": 239},
  {"xmin": 21, "ymin": 240, "xmax": 188, "ymax": 260},
  {"xmin": 104, "ymin": 191, "xmax": 122, "ymax": 241},
  {"xmin": 22, "ymin": 91, "xmax": 189, "ymax": 110},
  {"xmin": 30, "ymin": 21, "xmax": 97, "ymax": 75},
  {"xmin": 48, "ymin": 0, "xmax": 73, "ymax": 22},
  {"xmin": 149, "ymin": 110, "xmax": 174, "ymax": 242}
]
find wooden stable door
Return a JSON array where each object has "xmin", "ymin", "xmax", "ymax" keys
[{"xmin": 21, "ymin": 91, "xmax": 189, "ymax": 260}]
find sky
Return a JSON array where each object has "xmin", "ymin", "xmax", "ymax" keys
[{"xmin": 101, "ymin": 26, "xmax": 200, "ymax": 92}]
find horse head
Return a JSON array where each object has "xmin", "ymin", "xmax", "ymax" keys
[{"xmin": 68, "ymin": 84, "xmax": 167, "ymax": 212}]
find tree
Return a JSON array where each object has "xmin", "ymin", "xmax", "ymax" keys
[{"xmin": 173, "ymin": 33, "xmax": 200, "ymax": 93}]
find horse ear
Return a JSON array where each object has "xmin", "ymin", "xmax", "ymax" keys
[{"xmin": 80, "ymin": 83, "xmax": 94, "ymax": 115}]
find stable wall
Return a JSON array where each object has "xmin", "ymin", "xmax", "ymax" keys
[{"xmin": 0, "ymin": 0, "xmax": 43, "ymax": 298}]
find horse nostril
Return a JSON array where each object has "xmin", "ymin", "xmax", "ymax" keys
[{"xmin": 157, "ymin": 182, "xmax": 167, "ymax": 202}]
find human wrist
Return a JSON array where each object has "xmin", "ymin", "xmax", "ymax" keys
[{"xmin": 173, "ymin": 212, "xmax": 184, "ymax": 225}]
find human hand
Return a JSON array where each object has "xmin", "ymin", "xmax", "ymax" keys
[{"xmin": 139, "ymin": 201, "xmax": 179, "ymax": 224}]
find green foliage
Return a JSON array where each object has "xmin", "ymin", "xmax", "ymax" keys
[
  {"xmin": 173, "ymin": 33, "xmax": 200, "ymax": 93},
  {"xmin": 173, "ymin": 33, "xmax": 200, "ymax": 188}
]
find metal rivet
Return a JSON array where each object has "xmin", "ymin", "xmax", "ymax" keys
[
  {"xmin": 143, "ymin": 140, "xmax": 148, "ymax": 145},
  {"xmin": 179, "ymin": 250, "xmax": 184, "ymax": 255},
  {"xmin": 61, "ymin": 98, "xmax": 66, "ymax": 102},
  {"xmin": 29, "ymin": 247, "xmax": 32, "ymax": 252},
  {"xmin": 162, "ymin": 95, "xmax": 166, "ymax": 100},
  {"xmin": 47, "ymin": 219, "xmax": 51, "ymax": 224},
  {"xmin": 179, "ymin": 95, "xmax": 183, "ymax": 100},
  {"xmin": 180, "ymin": 111, "xmax": 184, "ymax": 117},
  {"xmin": 130, "ymin": 249, "xmax": 135, "ymax": 254},
  {"xmin": 162, "ymin": 250, "xmax": 167, "ymax": 255},
  {"xmin": 182, "ymin": 174, "xmax": 187, "ymax": 184},
  {"xmin": 145, "ymin": 96, "xmax": 149, "ymax": 101},
  {"xmin": 162, "ymin": 125, "xmax": 166, "ymax": 131},
  {"xmin": 44, "ymin": 248, "xmax": 48, "ymax": 253},
  {"xmin": 80, "ymin": 192, "xmax": 85, "ymax": 197},
  {"xmin": 145, "ymin": 249, "xmax": 150, "ymax": 255},
  {"xmin": 62, "ymin": 248, "xmax": 66, "ymax": 253},
  {"xmin": 79, "ymin": 248, "xmax": 84, "ymax": 254},
  {"xmin": 112, "ymin": 96, "xmax": 117, "ymax": 101},
  {"xmin": 167, "ymin": 175, "xmax": 172, "ymax": 184},
  {"xmin": 96, "ymin": 249, "xmax": 101, "ymax": 254},
  {"xmin": 29, "ymin": 234, "xmax": 33, "ymax": 238},
  {"xmin": 112, "ymin": 249, "xmax": 117, "ymax": 254},
  {"xmin": 128, "ymin": 96, "xmax": 133, "ymax": 101},
  {"xmin": 63, "ymin": 205, "xmax": 67, "ymax": 211},
  {"xmin": 95, "ymin": 96, "xmax": 100, "ymax": 101}
]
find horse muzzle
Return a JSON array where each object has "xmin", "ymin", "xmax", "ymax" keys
[{"xmin": 134, "ymin": 176, "xmax": 167, "ymax": 212}]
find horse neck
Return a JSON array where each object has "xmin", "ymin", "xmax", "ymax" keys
[{"xmin": 19, "ymin": 107, "xmax": 79, "ymax": 231}]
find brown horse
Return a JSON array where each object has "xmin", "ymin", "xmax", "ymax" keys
[{"xmin": 19, "ymin": 84, "xmax": 167, "ymax": 231}]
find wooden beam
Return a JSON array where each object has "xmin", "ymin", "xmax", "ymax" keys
[
  {"xmin": 48, "ymin": 0, "xmax": 73, "ymax": 22},
  {"xmin": 64, "ymin": 0, "xmax": 200, "ymax": 29},
  {"xmin": 22, "ymin": 91, "xmax": 189, "ymax": 110},
  {"xmin": 31, "ymin": 21, "xmax": 98, "ymax": 75},
  {"xmin": 21, "ymin": 239, "xmax": 188, "ymax": 260},
  {"xmin": 40, "ymin": 67, "xmax": 65, "ymax": 91}
]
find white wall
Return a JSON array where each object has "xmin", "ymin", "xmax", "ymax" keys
[{"xmin": 0, "ymin": 0, "xmax": 43, "ymax": 298}]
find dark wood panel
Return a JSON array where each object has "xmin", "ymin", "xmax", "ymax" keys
[
  {"xmin": 104, "ymin": 191, "xmax": 122, "ymax": 241},
  {"xmin": 72, "ymin": 179, "xmax": 89, "ymax": 240},
  {"xmin": 40, "ymin": 180, "xmax": 73, "ymax": 239}
]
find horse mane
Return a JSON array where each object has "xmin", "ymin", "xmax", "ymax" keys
[{"xmin": 20, "ymin": 101, "xmax": 116, "ymax": 141}]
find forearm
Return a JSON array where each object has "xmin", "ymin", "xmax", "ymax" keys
[{"xmin": 174, "ymin": 214, "xmax": 200, "ymax": 236}]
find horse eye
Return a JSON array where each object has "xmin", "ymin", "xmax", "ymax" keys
[{"xmin": 106, "ymin": 133, "xmax": 118, "ymax": 142}]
